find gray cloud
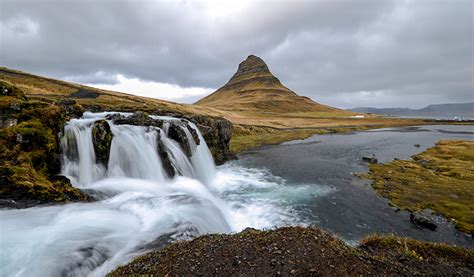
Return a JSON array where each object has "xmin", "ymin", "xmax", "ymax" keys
[{"xmin": 1, "ymin": 0, "xmax": 472, "ymax": 108}]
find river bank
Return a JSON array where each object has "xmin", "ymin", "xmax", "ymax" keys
[{"xmin": 109, "ymin": 226, "xmax": 473, "ymax": 276}]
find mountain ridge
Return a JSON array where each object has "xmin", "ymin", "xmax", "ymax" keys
[{"xmin": 351, "ymin": 102, "xmax": 474, "ymax": 116}]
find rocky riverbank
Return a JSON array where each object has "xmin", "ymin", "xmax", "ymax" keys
[
  {"xmin": 360, "ymin": 140, "xmax": 474, "ymax": 234},
  {"xmin": 109, "ymin": 226, "xmax": 474, "ymax": 276}
]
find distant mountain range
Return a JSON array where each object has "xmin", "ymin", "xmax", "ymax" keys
[{"xmin": 350, "ymin": 103, "xmax": 474, "ymax": 117}]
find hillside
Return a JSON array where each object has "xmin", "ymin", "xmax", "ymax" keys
[
  {"xmin": 0, "ymin": 67, "xmax": 213, "ymax": 116},
  {"xmin": 196, "ymin": 55, "xmax": 341, "ymax": 113},
  {"xmin": 1, "ymin": 66, "xmax": 434, "ymax": 155}
]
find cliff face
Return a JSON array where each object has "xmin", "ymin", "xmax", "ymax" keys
[{"xmin": 196, "ymin": 55, "xmax": 340, "ymax": 113}]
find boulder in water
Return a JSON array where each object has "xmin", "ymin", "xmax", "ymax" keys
[
  {"xmin": 156, "ymin": 131, "xmax": 176, "ymax": 178},
  {"xmin": 362, "ymin": 155, "xmax": 378, "ymax": 164},
  {"xmin": 410, "ymin": 212, "xmax": 437, "ymax": 231},
  {"xmin": 110, "ymin": 111, "xmax": 164, "ymax": 128},
  {"xmin": 168, "ymin": 122, "xmax": 195, "ymax": 157},
  {"xmin": 92, "ymin": 120, "xmax": 113, "ymax": 166}
]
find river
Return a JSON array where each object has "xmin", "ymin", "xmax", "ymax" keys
[{"xmin": 0, "ymin": 116, "xmax": 472, "ymax": 276}]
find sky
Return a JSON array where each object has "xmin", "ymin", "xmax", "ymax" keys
[{"xmin": 1, "ymin": 0, "xmax": 473, "ymax": 109}]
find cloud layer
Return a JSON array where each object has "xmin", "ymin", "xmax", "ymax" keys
[{"xmin": 1, "ymin": 0, "xmax": 472, "ymax": 108}]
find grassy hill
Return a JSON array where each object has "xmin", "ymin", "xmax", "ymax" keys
[
  {"xmin": 0, "ymin": 67, "xmax": 213, "ymax": 116},
  {"xmin": 1, "ymin": 65, "xmax": 434, "ymax": 154},
  {"xmin": 196, "ymin": 55, "xmax": 340, "ymax": 114}
]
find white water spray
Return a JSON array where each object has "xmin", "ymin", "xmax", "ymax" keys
[{"xmin": 0, "ymin": 112, "xmax": 328, "ymax": 276}]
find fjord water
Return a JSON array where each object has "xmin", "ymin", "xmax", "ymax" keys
[
  {"xmin": 237, "ymin": 125, "xmax": 474, "ymax": 247},
  {"xmin": 0, "ymin": 113, "xmax": 312, "ymax": 276}
]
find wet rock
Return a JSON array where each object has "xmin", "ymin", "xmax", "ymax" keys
[
  {"xmin": 362, "ymin": 155, "xmax": 378, "ymax": 164},
  {"xmin": 157, "ymin": 131, "xmax": 176, "ymax": 178},
  {"xmin": 111, "ymin": 111, "xmax": 163, "ymax": 128},
  {"xmin": 91, "ymin": 120, "xmax": 113, "ymax": 166},
  {"xmin": 410, "ymin": 212, "xmax": 437, "ymax": 231},
  {"xmin": 414, "ymin": 144, "xmax": 421, "ymax": 148},
  {"xmin": 183, "ymin": 120, "xmax": 200, "ymax": 145},
  {"xmin": 168, "ymin": 122, "xmax": 194, "ymax": 157},
  {"xmin": 186, "ymin": 115, "xmax": 235, "ymax": 165}
]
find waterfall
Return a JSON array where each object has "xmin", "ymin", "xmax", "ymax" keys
[{"xmin": 0, "ymin": 112, "xmax": 305, "ymax": 277}]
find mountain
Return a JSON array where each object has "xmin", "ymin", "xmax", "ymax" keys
[
  {"xmin": 351, "ymin": 103, "xmax": 474, "ymax": 117},
  {"xmin": 196, "ymin": 55, "xmax": 340, "ymax": 113}
]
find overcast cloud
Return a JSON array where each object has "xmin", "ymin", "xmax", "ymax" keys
[{"xmin": 1, "ymin": 0, "xmax": 472, "ymax": 108}]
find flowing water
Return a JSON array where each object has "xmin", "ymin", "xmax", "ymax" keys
[
  {"xmin": 0, "ymin": 113, "xmax": 323, "ymax": 276},
  {"xmin": 1, "ymin": 115, "xmax": 472, "ymax": 276}
]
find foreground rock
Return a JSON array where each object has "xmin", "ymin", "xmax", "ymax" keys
[{"xmin": 109, "ymin": 226, "xmax": 473, "ymax": 276}]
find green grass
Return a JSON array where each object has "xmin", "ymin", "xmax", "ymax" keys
[
  {"xmin": 361, "ymin": 140, "xmax": 474, "ymax": 233},
  {"xmin": 230, "ymin": 125, "xmax": 330, "ymax": 153}
]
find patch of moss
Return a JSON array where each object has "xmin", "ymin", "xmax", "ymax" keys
[
  {"xmin": 230, "ymin": 125, "xmax": 329, "ymax": 153},
  {"xmin": 361, "ymin": 140, "xmax": 474, "ymax": 233},
  {"xmin": 0, "ymin": 81, "xmax": 86, "ymax": 206}
]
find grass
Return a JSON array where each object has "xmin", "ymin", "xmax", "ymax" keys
[
  {"xmin": 361, "ymin": 140, "xmax": 474, "ymax": 233},
  {"xmin": 230, "ymin": 125, "xmax": 328, "ymax": 153},
  {"xmin": 361, "ymin": 233, "xmax": 474, "ymax": 263}
]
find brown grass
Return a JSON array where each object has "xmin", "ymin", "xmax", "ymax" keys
[{"xmin": 361, "ymin": 140, "xmax": 474, "ymax": 233}]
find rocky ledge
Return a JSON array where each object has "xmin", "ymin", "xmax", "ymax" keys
[
  {"xmin": 0, "ymin": 81, "xmax": 88, "ymax": 208},
  {"xmin": 1, "ymin": 81, "xmax": 235, "ymax": 207},
  {"xmin": 109, "ymin": 226, "xmax": 474, "ymax": 276}
]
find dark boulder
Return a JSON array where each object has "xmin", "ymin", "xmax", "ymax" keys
[
  {"xmin": 59, "ymin": 99, "xmax": 84, "ymax": 118},
  {"xmin": 362, "ymin": 155, "xmax": 378, "ymax": 164},
  {"xmin": 156, "ymin": 131, "xmax": 176, "ymax": 178},
  {"xmin": 110, "ymin": 111, "xmax": 163, "ymax": 128},
  {"xmin": 184, "ymin": 120, "xmax": 200, "ymax": 145},
  {"xmin": 410, "ymin": 212, "xmax": 437, "ymax": 231},
  {"xmin": 91, "ymin": 120, "xmax": 113, "ymax": 166},
  {"xmin": 186, "ymin": 115, "xmax": 234, "ymax": 165},
  {"xmin": 168, "ymin": 122, "xmax": 195, "ymax": 157}
]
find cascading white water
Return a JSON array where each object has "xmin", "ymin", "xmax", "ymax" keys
[{"xmin": 0, "ymin": 112, "xmax": 332, "ymax": 277}]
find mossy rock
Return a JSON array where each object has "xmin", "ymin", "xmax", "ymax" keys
[{"xmin": 0, "ymin": 82, "xmax": 87, "ymax": 207}]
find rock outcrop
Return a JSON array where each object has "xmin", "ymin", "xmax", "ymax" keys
[
  {"xmin": 91, "ymin": 120, "xmax": 113, "ymax": 166},
  {"xmin": 108, "ymin": 111, "xmax": 164, "ymax": 128},
  {"xmin": 410, "ymin": 212, "xmax": 437, "ymax": 231},
  {"xmin": 186, "ymin": 115, "xmax": 234, "ymax": 165},
  {"xmin": 156, "ymin": 131, "xmax": 176, "ymax": 178},
  {"xmin": 0, "ymin": 81, "xmax": 87, "ymax": 208}
]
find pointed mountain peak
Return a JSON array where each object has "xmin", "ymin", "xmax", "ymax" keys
[
  {"xmin": 237, "ymin": 55, "xmax": 269, "ymax": 73},
  {"xmin": 196, "ymin": 55, "xmax": 341, "ymax": 114},
  {"xmin": 224, "ymin": 55, "xmax": 282, "ymax": 89}
]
